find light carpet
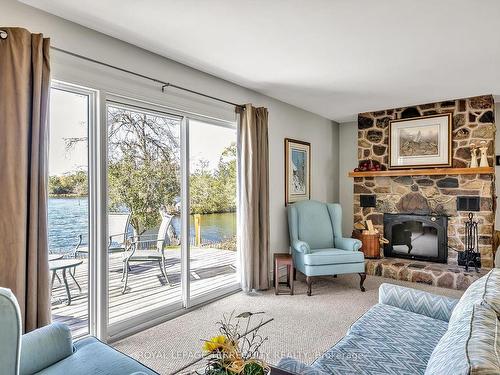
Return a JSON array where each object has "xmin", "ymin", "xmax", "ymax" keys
[{"xmin": 113, "ymin": 274, "xmax": 463, "ymax": 375}]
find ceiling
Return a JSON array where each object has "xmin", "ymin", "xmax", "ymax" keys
[{"xmin": 20, "ymin": 0, "xmax": 500, "ymax": 122}]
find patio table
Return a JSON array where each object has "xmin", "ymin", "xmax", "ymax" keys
[{"xmin": 50, "ymin": 258, "xmax": 83, "ymax": 305}]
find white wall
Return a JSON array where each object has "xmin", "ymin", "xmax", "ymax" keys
[
  {"xmin": 338, "ymin": 122, "xmax": 358, "ymax": 236},
  {"xmin": 1, "ymin": 0, "xmax": 338, "ymax": 270}
]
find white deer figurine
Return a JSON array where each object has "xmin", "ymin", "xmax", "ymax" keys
[
  {"xmin": 470, "ymin": 143, "xmax": 478, "ymax": 168},
  {"xmin": 479, "ymin": 141, "xmax": 489, "ymax": 167}
]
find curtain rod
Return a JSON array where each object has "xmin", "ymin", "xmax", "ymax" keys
[{"xmin": 50, "ymin": 46, "xmax": 246, "ymax": 109}]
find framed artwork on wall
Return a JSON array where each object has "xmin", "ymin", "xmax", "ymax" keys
[
  {"xmin": 285, "ymin": 138, "xmax": 311, "ymax": 205},
  {"xmin": 389, "ymin": 113, "xmax": 452, "ymax": 169}
]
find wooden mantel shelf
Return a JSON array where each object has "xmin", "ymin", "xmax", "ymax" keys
[{"xmin": 348, "ymin": 167, "xmax": 494, "ymax": 178}]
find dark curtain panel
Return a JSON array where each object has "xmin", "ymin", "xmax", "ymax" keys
[
  {"xmin": 238, "ymin": 104, "xmax": 270, "ymax": 291},
  {"xmin": 0, "ymin": 27, "xmax": 51, "ymax": 332}
]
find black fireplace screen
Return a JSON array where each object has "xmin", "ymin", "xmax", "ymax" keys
[{"xmin": 383, "ymin": 213, "xmax": 448, "ymax": 263}]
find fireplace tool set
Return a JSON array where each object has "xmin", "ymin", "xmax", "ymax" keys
[{"xmin": 458, "ymin": 212, "xmax": 481, "ymax": 272}]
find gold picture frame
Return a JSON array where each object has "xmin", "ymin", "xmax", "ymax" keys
[
  {"xmin": 389, "ymin": 113, "xmax": 452, "ymax": 169},
  {"xmin": 285, "ymin": 138, "xmax": 311, "ymax": 205}
]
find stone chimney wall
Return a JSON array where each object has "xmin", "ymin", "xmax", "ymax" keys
[{"xmin": 354, "ymin": 95, "xmax": 496, "ymax": 268}]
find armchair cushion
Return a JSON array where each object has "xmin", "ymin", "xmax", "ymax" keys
[
  {"xmin": 292, "ymin": 240, "xmax": 311, "ymax": 254},
  {"xmin": 36, "ymin": 337, "xmax": 158, "ymax": 374},
  {"xmin": 294, "ymin": 200, "xmax": 335, "ymax": 249},
  {"xmin": 303, "ymin": 248, "xmax": 364, "ymax": 266},
  {"xmin": 0, "ymin": 288, "xmax": 22, "ymax": 375},
  {"xmin": 20, "ymin": 323, "xmax": 74, "ymax": 375}
]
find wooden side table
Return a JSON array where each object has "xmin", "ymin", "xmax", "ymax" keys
[{"xmin": 273, "ymin": 253, "xmax": 294, "ymax": 295}]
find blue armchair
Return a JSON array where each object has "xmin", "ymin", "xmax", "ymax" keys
[
  {"xmin": 287, "ymin": 200, "xmax": 366, "ymax": 296},
  {"xmin": 0, "ymin": 287, "xmax": 157, "ymax": 375}
]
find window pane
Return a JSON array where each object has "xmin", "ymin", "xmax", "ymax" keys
[
  {"xmin": 49, "ymin": 87, "xmax": 89, "ymax": 338},
  {"xmin": 189, "ymin": 120, "xmax": 238, "ymax": 300},
  {"xmin": 106, "ymin": 103, "xmax": 182, "ymax": 325}
]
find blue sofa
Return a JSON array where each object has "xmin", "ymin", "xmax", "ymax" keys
[
  {"xmin": 287, "ymin": 200, "xmax": 365, "ymax": 296},
  {"xmin": 0, "ymin": 287, "xmax": 157, "ymax": 375},
  {"xmin": 278, "ymin": 269, "xmax": 500, "ymax": 375}
]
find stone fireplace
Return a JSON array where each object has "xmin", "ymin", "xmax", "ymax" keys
[{"xmin": 351, "ymin": 95, "xmax": 496, "ymax": 289}]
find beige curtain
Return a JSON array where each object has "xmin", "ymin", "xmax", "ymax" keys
[
  {"xmin": 0, "ymin": 28, "xmax": 51, "ymax": 332},
  {"xmin": 238, "ymin": 104, "xmax": 270, "ymax": 291}
]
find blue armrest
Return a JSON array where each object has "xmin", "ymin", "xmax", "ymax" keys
[
  {"xmin": 20, "ymin": 322, "xmax": 74, "ymax": 375},
  {"xmin": 379, "ymin": 283, "xmax": 459, "ymax": 322},
  {"xmin": 335, "ymin": 237, "xmax": 362, "ymax": 251},
  {"xmin": 292, "ymin": 240, "xmax": 311, "ymax": 254}
]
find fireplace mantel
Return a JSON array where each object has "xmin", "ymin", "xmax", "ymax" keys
[{"xmin": 348, "ymin": 166, "xmax": 494, "ymax": 178}]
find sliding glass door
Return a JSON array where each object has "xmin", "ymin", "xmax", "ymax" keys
[
  {"xmin": 48, "ymin": 83, "xmax": 94, "ymax": 338},
  {"xmin": 188, "ymin": 119, "xmax": 238, "ymax": 302},
  {"xmin": 105, "ymin": 99, "xmax": 239, "ymax": 335},
  {"xmin": 106, "ymin": 101, "xmax": 183, "ymax": 328},
  {"xmin": 49, "ymin": 82, "xmax": 239, "ymax": 339}
]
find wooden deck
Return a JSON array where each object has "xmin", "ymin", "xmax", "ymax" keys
[{"xmin": 51, "ymin": 247, "xmax": 237, "ymax": 337}]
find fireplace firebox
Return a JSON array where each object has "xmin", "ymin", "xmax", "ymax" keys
[{"xmin": 383, "ymin": 213, "xmax": 448, "ymax": 263}]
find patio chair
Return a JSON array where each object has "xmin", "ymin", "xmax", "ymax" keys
[
  {"xmin": 121, "ymin": 210, "xmax": 174, "ymax": 293},
  {"xmin": 75, "ymin": 212, "xmax": 132, "ymax": 257}
]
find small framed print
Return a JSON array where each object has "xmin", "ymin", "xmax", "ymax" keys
[
  {"xmin": 285, "ymin": 138, "xmax": 311, "ymax": 205},
  {"xmin": 389, "ymin": 113, "xmax": 452, "ymax": 169}
]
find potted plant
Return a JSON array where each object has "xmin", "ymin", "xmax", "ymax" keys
[{"xmin": 201, "ymin": 312, "xmax": 270, "ymax": 375}]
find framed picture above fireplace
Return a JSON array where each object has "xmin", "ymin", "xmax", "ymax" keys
[{"xmin": 389, "ymin": 113, "xmax": 452, "ymax": 169}]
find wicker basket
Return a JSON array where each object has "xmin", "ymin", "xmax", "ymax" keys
[{"xmin": 352, "ymin": 231, "xmax": 381, "ymax": 259}]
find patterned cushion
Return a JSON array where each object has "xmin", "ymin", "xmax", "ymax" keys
[
  {"xmin": 277, "ymin": 357, "xmax": 328, "ymax": 375},
  {"xmin": 449, "ymin": 268, "xmax": 500, "ymax": 326},
  {"xmin": 313, "ymin": 332, "xmax": 431, "ymax": 375},
  {"xmin": 483, "ymin": 268, "xmax": 500, "ymax": 314},
  {"xmin": 425, "ymin": 303, "xmax": 500, "ymax": 375},
  {"xmin": 379, "ymin": 283, "xmax": 458, "ymax": 322},
  {"xmin": 313, "ymin": 303, "xmax": 447, "ymax": 375},
  {"xmin": 348, "ymin": 303, "xmax": 448, "ymax": 354}
]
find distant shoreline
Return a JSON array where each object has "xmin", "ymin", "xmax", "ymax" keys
[
  {"xmin": 49, "ymin": 194, "xmax": 88, "ymax": 198},
  {"xmin": 48, "ymin": 195, "xmax": 236, "ymax": 215}
]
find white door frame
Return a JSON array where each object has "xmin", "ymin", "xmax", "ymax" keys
[
  {"xmin": 181, "ymin": 117, "xmax": 191, "ymax": 308},
  {"xmin": 50, "ymin": 80, "xmax": 101, "ymax": 338}
]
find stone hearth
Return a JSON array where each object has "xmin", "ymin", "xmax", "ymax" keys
[{"xmin": 365, "ymin": 258, "xmax": 488, "ymax": 290}]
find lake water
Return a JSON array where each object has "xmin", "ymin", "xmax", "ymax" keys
[{"xmin": 48, "ymin": 197, "xmax": 236, "ymax": 253}]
